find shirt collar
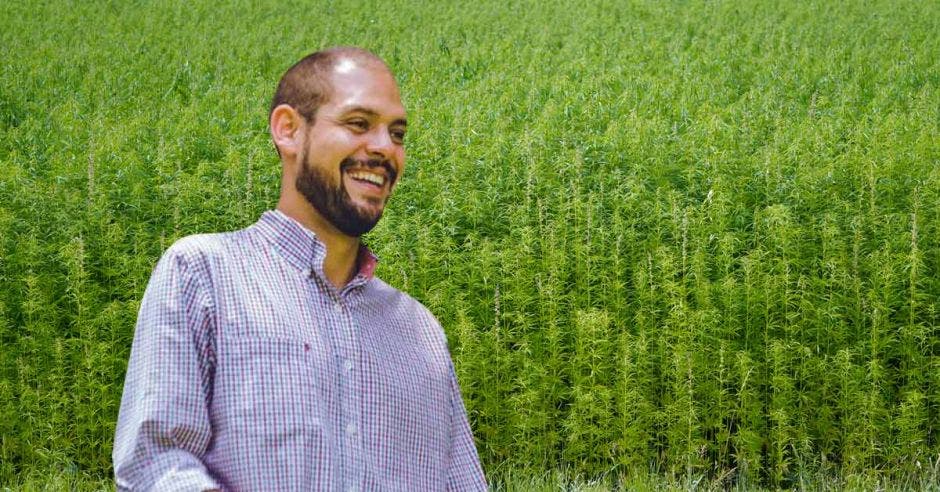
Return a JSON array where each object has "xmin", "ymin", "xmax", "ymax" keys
[{"xmin": 255, "ymin": 210, "xmax": 379, "ymax": 281}]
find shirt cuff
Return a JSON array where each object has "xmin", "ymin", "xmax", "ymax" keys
[{"xmin": 152, "ymin": 464, "xmax": 221, "ymax": 492}]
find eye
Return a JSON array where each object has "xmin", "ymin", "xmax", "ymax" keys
[
  {"xmin": 390, "ymin": 128, "xmax": 406, "ymax": 144},
  {"xmin": 346, "ymin": 119, "xmax": 369, "ymax": 132}
]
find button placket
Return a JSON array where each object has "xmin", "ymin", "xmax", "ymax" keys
[{"xmin": 330, "ymin": 292, "xmax": 363, "ymax": 488}]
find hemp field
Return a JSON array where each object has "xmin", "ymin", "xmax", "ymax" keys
[{"xmin": 1, "ymin": 0, "xmax": 938, "ymax": 489}]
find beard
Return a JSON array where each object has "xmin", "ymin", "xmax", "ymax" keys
[{"xmin": 295, "ymin": 150, "xmax": 396, "ymax": 237}]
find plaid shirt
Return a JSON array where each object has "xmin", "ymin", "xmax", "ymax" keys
[{"xmin": 113, "ymin": 210, "xmax": 486, "ymax": 491}]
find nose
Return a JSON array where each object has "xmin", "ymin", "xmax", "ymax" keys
[{"xmin": 365, "ymin": 127, "xmax": 396, "ymax": 161}]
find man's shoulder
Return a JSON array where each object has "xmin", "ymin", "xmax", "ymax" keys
[
  {"xmin": 365, "ymin": 277, "xmax": 451, "ymax": 352},
  {"xmin": 164, "ymin": 231, "xmax": 235, "ymax": 259},
  {"xmin": 159, "ymin": 226, "xmax": 255, "ymax": 270},
  {"xmin": 366, "ymin": 277, "xmax": 439, "ymax": 325}
]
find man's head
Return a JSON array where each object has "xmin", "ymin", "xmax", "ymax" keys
[{"xmin": 270, "ymin": 47, "xmax": 407, "ymax": 237}]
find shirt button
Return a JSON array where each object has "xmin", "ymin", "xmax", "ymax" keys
[
  {"xmin": 348, "ymin": 486, "xmax": 359, "ymax": 492},
  {"xmin": 344, "ymin": 359, "xmax": 353, "ymax": 371},
  {"xmin": 346, "ymin": 422, "xmax": 357, "ymax": 436},
  {"xmin": 333, "ymin": 301, "xmax": 343, "ymax": 313}
]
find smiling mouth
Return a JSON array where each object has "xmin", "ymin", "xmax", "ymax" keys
[
  {"xmin": 346, "ymin": 170, "xmax": 386, "ymax": 187},
  {"xmin": 340, "ymin": 158, "xmax": 397, "ymax": 190}
]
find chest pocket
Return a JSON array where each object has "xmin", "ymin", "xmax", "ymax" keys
[{"xmin": 226, "ymin": 336, "xmax": 326, "ymax": 433}]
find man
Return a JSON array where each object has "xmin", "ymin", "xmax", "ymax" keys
[{"xmin": 113, "ymin": 47, "xmax": 487, "ymax": 491}]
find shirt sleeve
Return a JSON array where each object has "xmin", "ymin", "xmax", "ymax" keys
[
  {"xmin": 445, "ymin": 366, "xmax": 487, "ymax": 491},
  {"xmin": 113, "ymin": 244, "xmax": 221, "ymax": 491}
]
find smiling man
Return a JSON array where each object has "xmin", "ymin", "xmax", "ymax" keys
[{"xmin": 113, "ymin": 47, "xmax": 487, "ymax": 491}]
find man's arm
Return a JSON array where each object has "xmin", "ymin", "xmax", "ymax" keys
[
  {"xmin": 445, "ymin": 367, "xmax": 487, "ymax": 491},
  {"xmin": 113, "ymin": 245, "xmax": 220, "ymax": 491}
]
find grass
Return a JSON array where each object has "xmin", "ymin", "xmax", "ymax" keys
[{"xmin": 1, "ymin": 0, "xmax": 938, "ymax": 488}]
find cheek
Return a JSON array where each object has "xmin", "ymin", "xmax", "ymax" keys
[
  {"xmin": 395, "ymin": 150, "xmax": 406, "ymax": 170},
  {"xmin": 314, "ymin": 131, "xmax": 359, "ymax": 159}
]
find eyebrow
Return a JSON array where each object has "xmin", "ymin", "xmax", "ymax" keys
[{"xmin": 342, "ymin": 106, "xmax": 407, "ymax": 127}]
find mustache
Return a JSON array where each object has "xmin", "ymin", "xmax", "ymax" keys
[{"xmin": 340, "ymin": 157, "xmax": 398, "ymax": 184}]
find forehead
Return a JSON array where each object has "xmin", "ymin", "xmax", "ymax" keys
[{"xmin": 324, "ymin": 60, "xmax": 406, "ymax": 120}]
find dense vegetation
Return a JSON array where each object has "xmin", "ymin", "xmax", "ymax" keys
[{"xmin": 1, "ymin": 0, "xmax": 938, "ymax": 489}]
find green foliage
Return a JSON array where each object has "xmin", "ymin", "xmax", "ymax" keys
[{"xmin": 2, "ymin": 0, "xmax": 939, "ymax": 488}]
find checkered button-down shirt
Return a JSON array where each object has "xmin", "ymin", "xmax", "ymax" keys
[{"xmin": 113, "ymin": 210, "xmax": 486, "ymax": 491}]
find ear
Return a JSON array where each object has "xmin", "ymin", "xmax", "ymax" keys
[{"xmin": 270, "ymin": 104, "xmax": 305, "ymax": 158}]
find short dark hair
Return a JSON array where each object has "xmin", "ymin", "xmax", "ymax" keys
[{"xmin": 269, "ymin": 46, "xmax": 388, "ymax": 123}]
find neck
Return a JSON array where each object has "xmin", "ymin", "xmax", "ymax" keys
[{"xmin": 276, "ymin": 198, "xmax": 360, "ymax": 289}]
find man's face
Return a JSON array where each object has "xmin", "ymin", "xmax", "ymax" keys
[{"xmin": 295, "ymin": 59, "xmax": 407, "ymax": 237}]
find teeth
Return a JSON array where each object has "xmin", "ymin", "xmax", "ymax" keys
[{"xmin": 347, "ymin": 171, "xmax": 385, "ymax": 186}]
